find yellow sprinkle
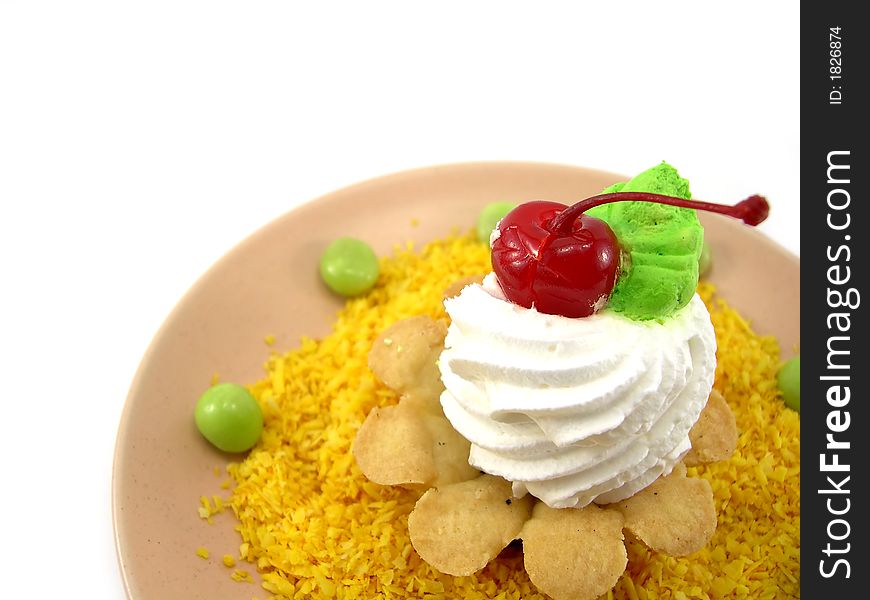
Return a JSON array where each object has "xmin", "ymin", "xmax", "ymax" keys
[
  {"xmin": 195, "ymin": 547, "xmax": 209, "ymax": 560},
  {"xmin": 223, "ymin": 554, "xmax": 236, "ymax": 568},
  {"xmin": 264, "ymin": 334, "xmax": 276, "ymax": 346},
  {"xmin": 231, "ymin": 569, "xmax": 253, "ymax": 583},
  {"xmin": 622, "ymin": 574, "xmax": 639, "ymax": 600}
]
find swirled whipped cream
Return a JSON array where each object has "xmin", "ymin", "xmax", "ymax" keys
[{"xmin": 438, "ymin": 273, "xmax": 716, "ymax": 509}]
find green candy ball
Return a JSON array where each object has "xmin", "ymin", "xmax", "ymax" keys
[
  {"xmin": 319, "ymin": 237, "xmax": 380, "ymax": 296},
  {"xmin": 699, "ymin": 240, "xmax": 713, "ymax": 278},
  {"xmin": 195, "ymin": 383, "xmax": 264, "ymax": 452},
  {"xmin": 777, "ymin": 355, "xmax": 800, "ymax": 413},
  {"xmin": 477, "ymin": 202, "xmax": 516, "ymax": 243}
]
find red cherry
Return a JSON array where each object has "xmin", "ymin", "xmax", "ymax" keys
[
  {"xmin": 491, "ymin": 201, "xmax": 619, "ymax": 317},
  {"xmin": 490, "ymin": 192, "xmax": 769, "ymax": 318}
]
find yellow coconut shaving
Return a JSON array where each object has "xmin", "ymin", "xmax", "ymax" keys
[{"xmin": 206, "ymin": 233, "xmax": 799, "ymax": 599}]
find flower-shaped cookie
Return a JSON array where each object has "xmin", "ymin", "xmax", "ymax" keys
[{"xmin": 354, "ymin": 312, "xmax": 737, "ymax": 600}]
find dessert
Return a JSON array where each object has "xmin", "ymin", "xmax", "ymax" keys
[
  {"xmin": 195, "ymin": 164, "xmax": 800, "ymax": 599},
  {"xmin": 354, "ymin": 163, "xmax": 772, "ymax": 598}
]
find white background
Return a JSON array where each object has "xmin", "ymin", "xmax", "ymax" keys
[{"xmin": 0, "ymin": 1, "xmax": 798, "ymax": 597}]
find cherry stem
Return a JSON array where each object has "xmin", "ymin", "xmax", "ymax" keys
[{"xmin": 550, "ymin": 192, "xmax": 770, "ymax": 235}]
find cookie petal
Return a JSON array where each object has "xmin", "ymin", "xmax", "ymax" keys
[
  {"xmin": 612, "ymin": 463, "xmax": 716, "ymax": 556},
  {"xmin": 521, "ymin": 503, "xmax": 626, "ymax": 600},
  {"xmin": 354, "ymin": 399, "xmax": 478, "ymax": 488},
  {"xmin": 684, "ymin": 389, "xmax": 738, "ymax": 466},
  {"xmin": 422, "ymin": 413, "xmax": 479, "ymax": 486},
  {"xmin": 408, "ymin": 475, "xmax": 532, "ymax": 576},
  {"xmin": 368, "ymin": 316, "xmax": 447, "ymax": 407},
  {"xmin": 353, "ymin": 403, "xmax": 435, "ymax": 487},
  {"xmin": 443, "ymin": 274, "xmax": 486, "ymax": 299}
]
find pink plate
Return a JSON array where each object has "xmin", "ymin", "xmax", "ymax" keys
[{"xmin": 113, "ymin": 162, "xmax": 800, "ymax": 599}]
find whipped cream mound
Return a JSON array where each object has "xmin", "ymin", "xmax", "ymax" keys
[{"xmin": 438, "ymin": 274, "xmax": 716, "ymax": 509}]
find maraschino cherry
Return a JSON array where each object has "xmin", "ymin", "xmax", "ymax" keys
[{"xmin": 491, "ymin": 192, "xmax": 769, "ymax": 318}]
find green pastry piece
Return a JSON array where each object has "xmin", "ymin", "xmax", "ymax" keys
[{"xmin": 588, "ymin": 162, "xmax": 704, "ymax": 321}]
